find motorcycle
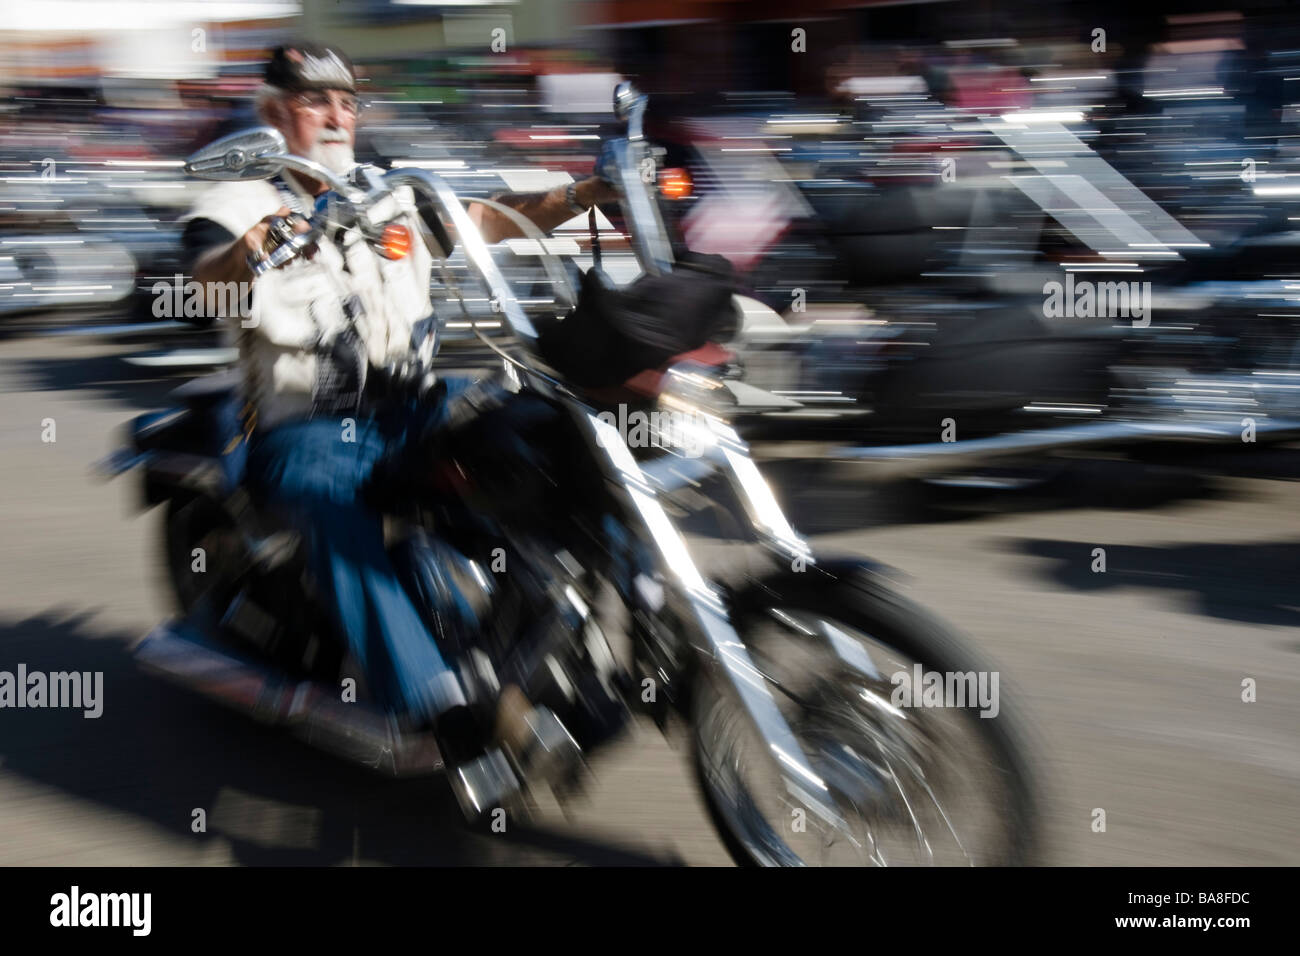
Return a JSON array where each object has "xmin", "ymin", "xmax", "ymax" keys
[
  {"xmin": 643, "ymin": 107, "xmax": 1300, "ymax": 491},
  {"xmin": 97, "ymin": 84, "xmax": 1041, "ymax": 866}
]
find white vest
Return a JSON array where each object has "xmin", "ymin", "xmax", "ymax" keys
[{"xmin": 181, "ymin": 171, "xmax": 435, "ymax": 429}]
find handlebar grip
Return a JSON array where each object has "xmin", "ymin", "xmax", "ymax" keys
[{"xmin": 248, "ymin": 217, "xmax": 316, "ymax": 277}]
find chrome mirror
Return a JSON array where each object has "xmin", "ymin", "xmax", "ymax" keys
[
  {"xmin": 184, "ymin": 127, "xmax": 287, "ymax": 181},
  {"xmin": 612, "ymin": 82, "xmax": 646, "ymax": 140}
]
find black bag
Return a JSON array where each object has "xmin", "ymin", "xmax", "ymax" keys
[{"xmin": 537, "ymin": 252, "xmax": 739, "ymax": 388}]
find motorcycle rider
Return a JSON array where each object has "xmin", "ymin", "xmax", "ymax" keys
[{"xmin": 179, "ymin": 43, "xmax": 618, "ymax": 782}]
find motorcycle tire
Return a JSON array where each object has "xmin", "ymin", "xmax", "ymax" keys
[{"xmin": 693, "ymin": 565, "xmax": 1043, "ymax": 866}]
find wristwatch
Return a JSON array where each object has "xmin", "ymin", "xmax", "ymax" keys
[{"xmin": 563, "ymin": 181, "xmax": 588, "ymax": 216}]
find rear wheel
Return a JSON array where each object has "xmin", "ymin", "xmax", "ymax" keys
[
  {"xmin": 694, "ymin": 569, "xmax": 1041, "ymax": 866},
  {"xmin": 163, "ymin": 495, "xmax": 342, "ymax": 679},
  {"xmin": 164, "ymin": 495, "xmax": 245, "ymax": 622}
]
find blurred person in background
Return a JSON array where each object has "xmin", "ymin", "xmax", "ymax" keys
[
  {"xmin": 181, "ymin": 41, "xmax": 617, "ymax": 777},
  {"xmin": 938, "ymin": 43, "xmax": 1033, "ymax": 113}
]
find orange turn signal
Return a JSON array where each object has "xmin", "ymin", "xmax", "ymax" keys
[
  {"xmin": 659, "ymin": 167, "xmax": 692, "ymax": 199},
  {"xmin": 378, "ymin": 222, "xmax": 411, "ymax": 260}
]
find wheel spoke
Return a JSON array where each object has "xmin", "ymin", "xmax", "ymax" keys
[{"xmin": 696, "ymin": 605, "xmax": 1027, "ymax": 866}]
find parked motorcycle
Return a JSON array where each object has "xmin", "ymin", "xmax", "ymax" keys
[
  {"xmin": 97, "ymin": 85, "xmax": 1041, "ymax": 866},
  {"xmin": 646, "ymin": 107, "xmax": 1300, "ymax": 487}
]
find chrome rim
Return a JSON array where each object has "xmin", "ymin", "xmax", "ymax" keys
[{"xmin": 698, "ymin": 607, "xmax": 1025, "ymax": 866}]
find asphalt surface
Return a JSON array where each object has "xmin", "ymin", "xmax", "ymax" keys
[{"xmin": 0, "ymin": 326, "xmax": 1297, "ymax": 866}]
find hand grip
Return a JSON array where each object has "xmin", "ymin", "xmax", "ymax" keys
[{"xmin": 247, "ymin": 214, "xmax": 317, "ymax": 277}]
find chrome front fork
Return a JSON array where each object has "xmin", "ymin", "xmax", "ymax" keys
[{"xmin": 585, "ymin": 411, "xmax": 845, "ymax": 829}]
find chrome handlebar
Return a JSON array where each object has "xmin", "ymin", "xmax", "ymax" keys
[
  {"xmin": 245, "ymin": 165, "xmax": 539, "ymax": 342},
  {"xmin": 249, "ymin": 212, "xmax": 321, "ymax": 278},
  {"xmin": 194, "ymin": 80, "xmax": 670, "ymax": 341},
  {"xmin": 609, "ymin": 82, "xmax": 675, "ymax": 277}
]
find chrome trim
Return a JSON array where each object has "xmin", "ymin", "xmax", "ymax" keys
[
  {"xmin": 585, "ymin": 412, "xmax": 842, "ymax": 827},
  {"xmin": 612, "ymin": 139, "xmax": 675, "ymax": 277},
  {"xmin": 135, "ymin": 620, "xmax": 442, "ymax": 776},
  {"xmin": 609, "ymin": 84, "xmax": 674, "ymax": 276}
]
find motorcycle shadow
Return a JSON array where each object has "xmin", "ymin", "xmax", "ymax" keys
[
  {"xmin": 0, "ymin": 609, "xmax": 681, "ymax": 866},
  {"xmin": 1005, "ymin": 538, "xmax": 1300, "ymax": 630},
  {"xmin": 7, "ymin": 348, "xmax": 192, "ymax": 413}
]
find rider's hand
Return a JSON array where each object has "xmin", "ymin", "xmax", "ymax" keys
[
  {"xmin": 193, "ymin": 206, "xmax": 314, "ymax": 291},
  {"xmin": 578, "ymin": 175, "xmax": 621, "ymax": 207},
  {"xmin": 241, "ymin": 206, "xmax": 315, "ymax": 275},
  {"xmin": 239, "ymin": 206, "xmax": 288, "ymax": 266}
]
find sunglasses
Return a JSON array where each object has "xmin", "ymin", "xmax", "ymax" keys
[{"xmin": 291, "ymin": 90, "xmax": 362, "ymax": 117}]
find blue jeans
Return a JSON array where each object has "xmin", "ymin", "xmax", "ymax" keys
[{"xmin": 245, "ymin": 378, "xmax": 476, "ymax": 725}]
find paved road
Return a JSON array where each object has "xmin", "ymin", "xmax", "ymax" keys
[{"xmin": 0, "ymin": 329, "xmax": 1297, "ymax": 865}]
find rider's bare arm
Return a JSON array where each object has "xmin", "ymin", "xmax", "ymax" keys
[
  {"xmin": 192, "ymin": 206, "xmax": 309, "ymax": 288},
  {"xmin": 467, "ymin": 177, "xmax": 618, "ymax": 244}
]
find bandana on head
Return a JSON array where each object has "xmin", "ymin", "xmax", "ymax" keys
[{"xmin": 265, "ymin": 43, "xmax": 356, "ymax": 94}]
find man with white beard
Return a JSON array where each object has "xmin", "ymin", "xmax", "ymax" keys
[{"xmin": 177, "ymin": 43, "xmax": 618, "ymax": 800}]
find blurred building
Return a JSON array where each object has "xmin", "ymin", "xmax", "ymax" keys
[{"xmin": 0, "ymin": 1, "xmax": 301, "ymax": 87}]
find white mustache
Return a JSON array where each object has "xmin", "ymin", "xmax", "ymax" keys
[
  {"xmin": 308, "ymin": 139, "xmax": 355, "ymax": 174},
  {"xmin": 316, "ymin": 130, "xmax": 351, "ymax": 145}
]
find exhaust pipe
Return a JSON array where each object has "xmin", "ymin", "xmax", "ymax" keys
[{"xmin": 134, "ymin": 619, "xmax": 442, "ymax": 776}]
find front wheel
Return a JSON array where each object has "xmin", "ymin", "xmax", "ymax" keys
[{"xmin": 694, "ymin": 567, "xmax": 1042, "ymax": 866}]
